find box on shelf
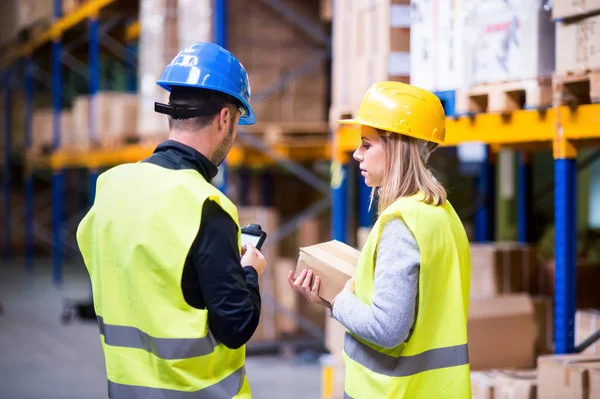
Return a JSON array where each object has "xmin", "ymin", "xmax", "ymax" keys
[
  {"xmin": 539, "ymin": 260, "xmax": 600, "ymax": 309},
  {"xmin": 296, "ymin": 240, "xmax": 360, "ymax": 304},
  {"xmin": 31, "ymin": 108, "xmax": 74, "ymax": 154},
  {"xmin": 494, "ymin": 369, "xmax": 537, "ymax": 399},
  {"xmin": 471, "ymin": 371, "xmax": 496, "ymax": 399},
  {"xmin": 72, "ymin": 92, "xmax": 139, "ymax": 147},
  {"xmin": 137, "ymin": 0, "xmax": 211, "ymax": 137},
  {"xmin": 556, "ymin": 14, "xmax": 600, "ymax": 75},
  {"xmin": 462, "ymin": 0, "xmax": 555, "ymax": 86},
  {"xmin": 533, "ymin": 296, "xmax": 554, "ymax": 355},
  {"xmin": 331, "ymin": 0, "xmax": 410, "ymax": 123},
  {"xmin": 538, "ymin": 354, "xmax": 600, "ymax": 398},
  {"xmin": 228, "ymin": 0, "xmax": 328, "ymax": 124},
  {"xmin": 552, "ymin": 0, "xmax": 600, "ymax": 20},
  {"xmin": 468, "ymin": 294, "xmax": 537, "ymax": 370},
  {"xmin": 409, "ymin": 0, "xmax": 465, "ymax": 92},
  {"xmin": 576, "ymin": 309, "xmax": 600, "ymax": 354},
  {"xmin": 469, "ymin": 242, "xmax": 538, "ymax": 300}
]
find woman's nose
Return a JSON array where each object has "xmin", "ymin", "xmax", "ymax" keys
[{"xmin": 353, "ymin": 148, "xmax": 362, "ymax": 162}]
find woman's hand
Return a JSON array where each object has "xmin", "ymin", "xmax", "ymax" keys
[{"xmin": 288, "ymin": 269, "xmax": 331, "ymax": 308}]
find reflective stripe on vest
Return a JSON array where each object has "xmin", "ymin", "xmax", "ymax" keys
[
  {"xmin": 98, "ymin": 316, "xmax": 217, "ymax": 360},
  {"xmin": 344, "ymin": 333, "xmax": 469, "ymax": 377},
  {"xmin": 108, "ymin": 366, "xmax": 246, "ymax": 398}
]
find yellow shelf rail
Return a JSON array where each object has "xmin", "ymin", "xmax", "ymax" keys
[{"xmin": 1, "ymin": 0, "xmax": 118, "ymax": 67}]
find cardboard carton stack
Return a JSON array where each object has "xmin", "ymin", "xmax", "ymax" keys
[
  {"xmin": 71, "ymin": 92, "xmax": 140, "ymax": 149},
  {"xmin": 538, "ymin": 354, "xmax": 600, "ymax": 398},
  {"xmin": 228, "ymin": 0, "xmax": 328, "ymax": 124},
  {"xmin": 409, "ymin": 0, "xmax": 465, "ymax": 93},
  {"xmin": 553, "ymin": 0, "xmax": 600, "ymax": 77},
  {"xmin": 137, "ymin": 0, "xmax": 211, "ymax": 138},
  {"xmin": 472, "ymin": 369, "xmax": 538, "ymax": 399},
  {"xmin": 330, "ymin": 0, "xmax": 410, "ymax": 127},
  {"xmin": 31, "ymin": 109, "xmax": 74, "ymax": 155},
  {"xmin": 577, "ymin": 309, "xmax": 600, "ymax": 355}
]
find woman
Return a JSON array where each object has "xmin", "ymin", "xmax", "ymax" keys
[{"xmin": 289, "ymin": 81, "xmax": 472, "ymax": 398}]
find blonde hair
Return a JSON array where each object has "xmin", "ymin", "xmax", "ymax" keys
[{"xmin": 373, "ymin": 130, "xmax": 446, "ymax": 215}]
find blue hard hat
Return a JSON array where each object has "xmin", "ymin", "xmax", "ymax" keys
[{"xmin": 157, "ymin": 42, "xmax": 256, "ymax": 125}]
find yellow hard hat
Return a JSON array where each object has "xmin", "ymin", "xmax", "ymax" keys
[{"xmin": 338, "ymin": 81, "xmax": 446, "ymax": 144}]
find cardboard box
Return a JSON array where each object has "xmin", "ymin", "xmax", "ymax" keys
[
  {"xmin": 533, "ymin": 296, "xmax": 554, "ymax": 355},
  {"xmin": 538, "ymin": 354, "xmax": 600, "ymax": 398},
  {"xmin": 591, "ymin": 364, "xmax": 600, "ymax": 399},
  {"xmin": 539, "ymin": 260, "xmax": 600, "ymax": 309},
  {"xmin": 553, "ymin": 0, "xmax": 600, "ymax": 20},
  {"xmin": 72, "ymin": 92, "xmax": 140, "ymax": 146},
  {"xmin": 556, "ymin": 14, "xmax": 600, "ymax": 74},
  {"xmin": 409, "ymin": 0, "xmax": 466, "ymax": 92},
  {"xmin": 468, "ymin": 294, "xmax": 537, "ymax": 370},
  {"xmin": 331, "ymin": 0, "xmax": 410, "ymax": 123},
  {"xmin": 576, "ymin": 309, "xmax": 600, "ymax": 354},
  {"xmin": 462, "ymin": 0, "xmax": 555, "ymax": 86},
  {"xmin": 296, "ymin": 240, "xmax": 360, "ymax": 304},
  {"xmin": 470, "ymin": 242, "xmax": 538, "ymax": 300},
  {"xmin": 471, "ymin": 371, "xmax": 497, "ymax": 399},
  {"xmin": 495, "ymin": 369, "xmax": 537, "ymax": 399}
]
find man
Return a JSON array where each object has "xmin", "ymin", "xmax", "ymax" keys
[{"xmin": 76, "ymin": 42, "xmax": 266, "ymax": 398}]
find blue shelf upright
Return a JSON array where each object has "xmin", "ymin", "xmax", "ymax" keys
[
  {"xmin": 518, "ymin": 151, "xmax": 533, "ymax": 243},
  {"xmin": 2, "ymin": 69, "xmax": 12, "ymax": 258},
  {"xmin": 475, "ymin": 145, "xmax": 496, "ymax": 242},
  {"xmin": 331, "ymin": 160, "xmax": 348, "ymax": 243},
  {"xmin": 24, "ymin": 57, "xmax": 35, "ymax": 270},
  {"xmin": 554, "ymin": 149, "xmax": 577, "ymax": 354},
  {"xmin": 358, "ymin": 169, "xmax": 374, "ymax": 228},
  {"xmin": 52, "ymin": 0, "xmax": 64, "ymax": 285}
]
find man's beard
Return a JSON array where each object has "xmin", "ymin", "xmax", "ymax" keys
[{"xmin": 211, "ymin": 122, "xmax": 235, "ymax": 166}]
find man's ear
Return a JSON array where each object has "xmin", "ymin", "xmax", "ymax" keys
[{"xmin": 218, "ymin": 107, "xmax": 231, "ymax": 136}]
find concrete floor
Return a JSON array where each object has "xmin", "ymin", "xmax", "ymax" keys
[{"xmin": 0, "ymin": 258, "xmax": 322, "ymax": 399}]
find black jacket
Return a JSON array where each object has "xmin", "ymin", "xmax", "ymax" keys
[{"xmin": 142, "ymin": 140, "xmax": 261, "ymax": 349}]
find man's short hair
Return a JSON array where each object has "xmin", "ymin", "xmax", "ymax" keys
[{"xmin": 168, "ymin": 86, "xmax": 242, "ymax": 131}]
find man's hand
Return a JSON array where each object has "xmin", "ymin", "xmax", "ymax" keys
[{"xmin": 241, "ymin": 244, "xmax": 267, "ymax": 276}]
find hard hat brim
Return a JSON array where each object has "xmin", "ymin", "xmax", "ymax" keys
[{"xmin": 337, "ymin": 118, "xmax": 444, "ymax": 144}]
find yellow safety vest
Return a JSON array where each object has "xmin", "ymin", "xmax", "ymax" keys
[
  {"xmin": 343, "ymin": 193, "xmax": 472, "ymax": 398},
  {"xmin": 76, "ymin": 162, "xmax": 251, "ymax": 398}
]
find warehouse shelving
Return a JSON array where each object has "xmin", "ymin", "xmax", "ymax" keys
[{"xmin": 333, "ymin": 103, "xmax": 600, "ymax": 355}]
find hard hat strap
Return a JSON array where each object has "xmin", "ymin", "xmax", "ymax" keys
[{"xmin": 154, "ymin": 102, "xmax": 223, "ymax": 119}]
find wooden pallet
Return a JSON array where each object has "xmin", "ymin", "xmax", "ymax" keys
[
  {"xmin": 456, "ymin": 78, "xmax": 553, "ymax": 114},
  {"xmin": 553, "ymin": 70, "xmax": 600, "ymax": 107},
  {"xmin": 238, "ymin": 122, "xmax": 330, "ymax": 146}
]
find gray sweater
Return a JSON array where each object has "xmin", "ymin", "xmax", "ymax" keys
[{"xmin": 331, "ymin": 218, "xmax": 420, "ymax": 349}]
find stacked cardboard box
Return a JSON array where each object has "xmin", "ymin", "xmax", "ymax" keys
[
  {"xmin": 470, "ymin": 242, "xmax": 539, "ymax": 299},
  {"xmin": 538, "ymin": 354, "xmax": 600, "ymax": 398},
  {"xmin": 472, "ymin": 369, "xmax": 538, "ymax": 399},
  {"xmin": 72, "ymin": 92, "xmax": 139, "ymax": 148},
  {"xmin": 228, "ymin": 0, "xmax": 328, "ymax": 124},
  {"xmin": 554, "ymin": 0, "xmax": 600, "ymax": 75},
  {"xmin": 330, "ymin": 0, "xmax": 410, "ymax": 124},
  {"xmin": 137, "ymin": 0, "xmax": 211, "ymax": 137},
  {"xmin": 409, "ymin": 0, "xmax": 466, "ymax": 92},
  {"xmin": 31, "ymin": 109, "xmax": 74, "ymax": 154},
  {"xmin": 463, "ymin": 0, "xmax": 555, "ymax": 86},
  {"xmin": 577, "ymin": 309, "xmax": 600, "ymax": 354}
]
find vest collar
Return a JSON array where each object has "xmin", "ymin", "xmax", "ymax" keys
[{"xmin": 152, "ymin": 140, "xmax": 219, "ymax": 181}]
